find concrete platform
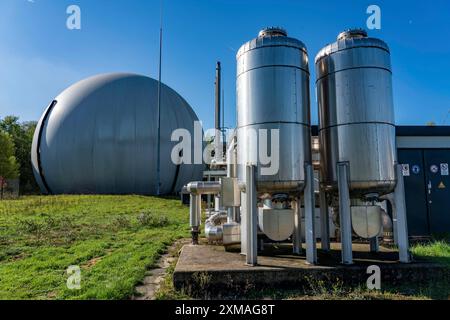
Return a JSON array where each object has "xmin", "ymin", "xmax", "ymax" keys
[{"xmin": 173, "ymin": 243, "xmax": 448, "ymax": 297}]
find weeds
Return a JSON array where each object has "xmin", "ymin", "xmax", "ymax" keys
[{"xmin": 137, "ymin": 210, "xmax": 170, "ymax": 228}]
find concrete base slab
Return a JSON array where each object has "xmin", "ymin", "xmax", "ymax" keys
[{"xmin": 173, "ymin": 243, "xmax": 447, "ymax": 297}]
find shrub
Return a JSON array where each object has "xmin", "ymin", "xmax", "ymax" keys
[{"xmin": 137, "ymin": 210, "xmax": 169, "ymax": 228}]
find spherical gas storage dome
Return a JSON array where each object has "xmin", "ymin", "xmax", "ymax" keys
[{"xmin": 31, "ymin": 73, "xmax": 203, "ymax": 195}]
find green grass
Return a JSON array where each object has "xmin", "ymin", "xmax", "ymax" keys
[
  {"xmin": 1, "ymin": 195, "xmax": 449, "ymax": 300},
  {"xmin": 411, "ymin": 241, "xmax": 450, "ymax": 266},
  {"xmin": 0, "ymin": 195, "xmax": 190, "ymax": 300}
]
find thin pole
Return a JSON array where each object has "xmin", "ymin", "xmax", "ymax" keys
[
  {"xmin": 222, "ymin": 71, "xmax": 225, "ymax": 146},
  {"xmin": 156, "ymin": 0, "xmax": 163, "ymax": 195}
]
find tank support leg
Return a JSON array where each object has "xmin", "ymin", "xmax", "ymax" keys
[
  {"xmin": 245, "ymin": 164, "xmax": 258, "ymax": 266},
  {"xmin": 337, "ymin": 162, "xmax": 353, "ymax": 265},
  {"xmin": 292, "ymin": 198, "xmax": 303, "ymax": 255},
  {"xmin": 304, "ymin": 163, "xmax": 317, "ymax": 264},
  {"xmin": 319, "ymin": 189, "xmax": 330, "ymax": 252},
  {"xmin": 394, "ymin": 164, "xmax": 411, "ymax": 263}
]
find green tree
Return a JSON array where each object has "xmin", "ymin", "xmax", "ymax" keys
[
  {"xmin": 0, "ymin": 116, "xmax": 38, "ymax": 193},
  {"xmin": 0, "ymin": 129, "xmax": 19, "ymax": 179}
]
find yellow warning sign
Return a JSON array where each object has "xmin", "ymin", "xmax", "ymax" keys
[{"xmin": 438, "ymin": 182, "xmax": 446, "ymax": 189}]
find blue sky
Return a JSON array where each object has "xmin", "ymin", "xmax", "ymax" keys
[{"xmin": 1, "ymin": 0, "xmax": 449, "ymax": 130}]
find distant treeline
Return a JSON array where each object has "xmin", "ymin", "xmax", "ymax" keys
[{"xmin": 0, "ymin": 116, "xmax": 39, "ymax": 194}]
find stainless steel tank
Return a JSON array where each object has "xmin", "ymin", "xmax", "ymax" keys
[
  {"xmin": 316, "ymin": 29, "xmax": 397, "ymax": 198},
  {"xmin": 236, "ymin": 27, "xmax": 312, "ymax": 194}
]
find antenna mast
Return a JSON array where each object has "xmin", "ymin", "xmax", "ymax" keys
[{"xmin": 156, "ymin": 0, "xmax": 163, "ymax": 195}]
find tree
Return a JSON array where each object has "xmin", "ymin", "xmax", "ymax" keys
[
  {"xmin": 0, "ymin": 116, "xmax": 38, "ymax": 193},
  {"xmin": 0, "ymin": 129, "xmax": 19, "ymax": 179}
]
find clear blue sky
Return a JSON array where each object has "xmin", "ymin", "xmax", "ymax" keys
[{"xmin": 1, "ymin": 0, "xmax": 449, "ymax": 130}]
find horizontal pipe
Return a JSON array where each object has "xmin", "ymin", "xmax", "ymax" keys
[{"xmin": 187, "ymin": 181, "xmax": 221, "ymax": 195}]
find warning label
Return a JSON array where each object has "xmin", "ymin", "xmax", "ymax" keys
[
  {"xmin": 440, "ymin": 163, "xmax": 449, "ymax": 176},
  {"xmin": 431, "ymin": 165, "xmax": 439, "ymax": 174},
  {"xmin": 402, "ymin": 164, "xmax": 410, "ymax": 177}
]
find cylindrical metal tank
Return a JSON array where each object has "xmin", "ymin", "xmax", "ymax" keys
[
  {"xmin": 316, "ymin": 29, "xmax": 397, "ymax": 198},
  {"xmin": 31, "ymin": 73, "xmax": 203, "ymax": 195},
  {"xmin": 236, "ymin": 27, "xmax": 312, "ymax": 194}
]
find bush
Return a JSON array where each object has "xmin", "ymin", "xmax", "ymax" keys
[{"xmin": 137, "ymin": 210, "xmax": 169, "ymax": 228}]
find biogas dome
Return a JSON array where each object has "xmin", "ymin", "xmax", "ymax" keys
[{"xmin": 31, "ymin": 73, "xmax": 203, "ymax": 195}]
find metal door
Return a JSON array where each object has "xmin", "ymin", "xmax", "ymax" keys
[
  {"xmin": 423, "ymin": 150, "xmax": 450, "ymax": 234},
  {"xmin": 398, "ymin": 149, "xmax": 429, "ymax": 236}
]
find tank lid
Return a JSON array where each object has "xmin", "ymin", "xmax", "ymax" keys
[
  {"xmin": 337, "ymin": 28, "xmax": 368, "ymax": 40},
  {"xmin": 258, "ymin": 27, "xmax": 288, "ymax": 38}
]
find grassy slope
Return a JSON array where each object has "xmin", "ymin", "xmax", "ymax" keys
[
  {"xmin": 1, "ymin": 196, "xmax": 449, "ymax": 300},
  {"xmin": 0, "ymin": 195, "xmax": 189, "ymax": 300}
]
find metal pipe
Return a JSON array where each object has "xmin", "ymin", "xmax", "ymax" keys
[
  {"xmin": 319, "ymin": 188, "xmax": 330, "ymax": 251},
  {"xmin": 189, "ymin": 194, "xmax": 201, "ymax": 245},
  {"xmin": 304, "ymin": 163, "xmax": 317, "ymax": 264},
  {"xmin": 337, "ymin": 162, "xmax": 353, "ymax": 265},
  {"xmin": 205, "ymin": 212, "xmax": 226, "ymax": 242},
  {"xmin": 394, "ymin": 164, "xmax": 411, "ymax": 263},
  {"xmin": 187, "ymin": 181, "xmax": 221, "ymax": 195},
  {"xmin": 205, "ymin": 223, "xmax": 223, "ymax": 242},
  {"xmin": 380, "ymin": 193, "xmax": 397, "ymax": 244},
  {"xmin": 226, "ymin": 134, "xmax": 238, "ymax": 223},
  {"xmin": 215, "ymin": 62, "xmax": 222, "ymax": 163},
  {"xmin": 292, "ymin": 198, "xmax": 303, "ymax": 255},
  {"xmin": 246, "ymin": 164, "xmax": 258, "ymax": 266},
  {"xmin": 381, "ymin": 207, "xmax": 394, "ymax": 242},
  {"xmin": 370, "ymin": 237, "xmax": 379, "ymax": 253}
]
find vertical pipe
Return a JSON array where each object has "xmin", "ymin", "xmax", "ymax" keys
[
  {"xmin": 304, "ymin": 163, "xmax": 317, "ymax": 264},
  {"xmin": 190, "ymin": 194, "xmax": 200, "ymax": 245},
  {"xmin": 215, "ymin": 62, "xmax": 222, "ymax": 163},
  {"xmin": 292, "ymin": 199, "xmax": 303, "ymax": 255},
  {"xmin": 337, "ymin": 162, "xmax": 353, "ymax": 265},
  {"xmin": 394, "ymin": 164, "xmax": 411, "ymax": 263},
  {"xmin": 370, "ymin": 237, "xmax": 379, "ymax": 253},
  {"xmin": 196, "ymin": 195, "xmax": 202, "ymax": 228},
  {"xmin": 246, "ymin": 164, "xmax": 258, "ymax": 266},
  {"xmin": 319, "ymin": 189, "xmax": 330, "ymax": 251},
  {"xmin": 240, "ymin": 188, "xmax": 247, "ymax": 255},
  {"xmin": 214, "ymin": 194, "xmax": 220, "ymax": 212},
  {"xmin": 227, "ymin": 135, "xmax": 237, "ymax": 223}
]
